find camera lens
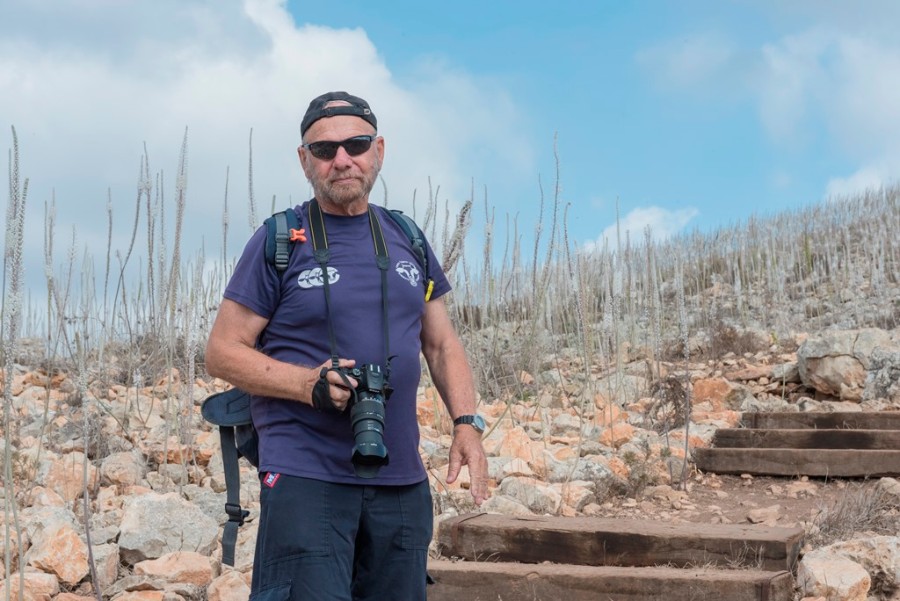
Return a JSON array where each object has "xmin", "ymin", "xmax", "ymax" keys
[
  {"xmin": 350, "ymin": 395, "xmax": 388, "ymax": 478},
  {"xmin": 348, "ymin": 364, "xmax": 389, "ymax": 478}
]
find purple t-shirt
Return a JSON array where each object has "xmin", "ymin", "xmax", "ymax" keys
[{"xmin": 223, "ymin": 200, "xmax": 451, "ymax": 485}]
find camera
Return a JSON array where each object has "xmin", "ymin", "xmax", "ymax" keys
[{"xmin": 341, "ymin": 363, "xmax": 390, "ymax": 478}]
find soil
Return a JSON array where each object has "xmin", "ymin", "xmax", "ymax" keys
[{"xmin": 588, "ymin": 471, "xmax": 880, "ymax": 546}]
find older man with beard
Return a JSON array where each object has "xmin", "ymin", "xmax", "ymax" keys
[{"xmin": 205, "ymin": 91, "xmax": 488, "ymax": 601}]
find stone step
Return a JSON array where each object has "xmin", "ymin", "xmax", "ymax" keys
[
  {"xmin": 437, "ymin": 513, "xmax": 802, "ymax": 572},
  {"xmin": 427, "ymin": 559, "xmax": 794, "ymax": 601},
  {"xmin": 713, "ymin": 428, "xmax": 900, "ymax": 449},
  {"xmin": 694, "ymin": 447, "xmax": 900, "ymax": 477}
]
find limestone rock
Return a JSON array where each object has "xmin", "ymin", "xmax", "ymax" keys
[
  {"xmin": 499, "ymin": 476, "xmax": 561, "ymax": 514},
  {"xmin": 26, "ymin": 522, "xmax": 90, "ymax": 586},
  {"xmin": 817, "ymin": 536, "xmax": 900, "ymax": 596},
  {"xmin": 207, "ymin": 570, "xmax": 251, "ymax": 601},
  {"xmin": 798, "ymin": 329, "xmax": 893, "ymax": 401},
  {"xmin": 0, "ymin": 570, "xmax": 60, "ymax": 601},
  {"xmin": 746, "ymin": 504, "xmax": 781, "ymax": 526},
  {"xmin": 479, "ymin": 493, "xmax": 534, "ymax": 517},
  {"xmin": 134, "ymin": 551, "xmax": 214, "ymax": 586},
  {"xmin": 863, "ymin": 348, "xmax": 900, "ymax": 403},
  {"xmin": 101, "ymin": 451, "xmax": 147, "ymax": 489},
  {"xmin": 41, "ymin": 451, "xmax": 98, "ymax": 502},
  {"xmin": 691, "ymin": 377, "xmax": 755, "ymax": 411},
  {"xmin": 93, "ymin": 542, "xmax": 121, "ymax": 593},
  {"xmin": 118, "ymin": 492, "xmax": 218, "ymax": 565},
  {"xmin": 798, "ymin": 551, "xmax": 870, "ymax": 601}
]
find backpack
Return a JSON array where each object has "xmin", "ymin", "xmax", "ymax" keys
[{"xmin": 202, "ymin": 204, "xmax": 432, "ymax": 566}]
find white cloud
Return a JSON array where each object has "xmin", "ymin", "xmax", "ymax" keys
[
  {"xmin": 584, "ymin": 205, "xmax": 699, "ymax": 253},
  {"xmin": 636, "ymin": 32, "xmax": 737, "ymax": 90},
  {"xmin": 757, "ymin": 30, "xmax": 830, "ymax": 145},
  {"xmin": 639, "ymin": 11, "xmax": 900, "ymax": 203},
  {"xmin": 758, "ymin": 29, "xmax": 900, "ymax": 196},
  {"xmin": 825, "ymin": 165, "xmax": 896, "ymax": 200},
  {"xmin": 0, "ymin": 0, "xmax": 532, "ymax": 295}
]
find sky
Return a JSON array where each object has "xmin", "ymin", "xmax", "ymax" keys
[{"xmin": 2, "ymin": 0, "xmax": 900, "ymax": 295}]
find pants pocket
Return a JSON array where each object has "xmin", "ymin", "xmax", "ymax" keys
[
  {"xmin": 398, "ymin": 480, "xmax": 433, "ymax": 551},
  {"xmin": 250, "ymin": 581, "xmax": 291, "ymax": 601}
]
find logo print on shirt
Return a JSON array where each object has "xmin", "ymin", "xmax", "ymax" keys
[
  {"xmin": 395, "ymin": 261, "xmax": 420, "ymax": 287},
  {"xmin": 297, "ymin": 266, "xmax": 340, "ymax": 289}
]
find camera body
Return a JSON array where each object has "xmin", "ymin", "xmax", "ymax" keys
[{"xmin": 339, "ymin": 363, "xmax": 390, "ymax": 478}]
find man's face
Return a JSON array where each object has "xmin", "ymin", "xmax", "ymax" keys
[{"xmin": 298, "ymin": 114, "xmax": 384, "ymax": 215}]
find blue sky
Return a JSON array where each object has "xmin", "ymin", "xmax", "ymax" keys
[{"xmin": 2, "ymin": 0, "xmax": 899, "ymax": 289}]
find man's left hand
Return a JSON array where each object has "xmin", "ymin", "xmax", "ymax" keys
[{"xmin": 446, "ymin": 426, "xmax": 490, "ymax": 506}]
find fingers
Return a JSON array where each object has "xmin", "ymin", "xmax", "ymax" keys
[
  {"xmin": 446, "ymin": 432, "xmax": 491, "ymax": 506},
  {"xmin": 470, "ymin": 475, "xmax": 490, "ymax": 506},
  {"xmin": 310, "ymin": 358, "xmax": 357, "ymax": 412},
  {"xmin": 445, "ymin": 451, "xmax": 462, "ymax": 484},
  {"xmin": 325, "ymin": 362, "xmax": 357, "ymax": 411}
]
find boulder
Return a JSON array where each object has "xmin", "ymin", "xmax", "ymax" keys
[
  {"xmin": 798, "ymin": 329, "xmax": 893, "ymax": 401},
  {"xmin": 134, "ymin": 551, "xmax": 214, "ymax": 586},
  {"xmin": 0, "ymin": 570, "xmax": 59, "ymax": 601},
  {"xmin": 41, "ymin": 451, "xmax": 98, "ymax": 502},
  {"xmin": 118, "ymin": 492, "xmax": 218, "ymax": 565},
  {"xmin": 100, "ymin": 451, "xmax": 147, "ymax": 489},
  {"xmin": 207, "ymin": 570, "xmax": 251, "ymax": 601},
  {"xmin": 498, "ymin": 476, "xmax": 561, "ymax": 514},
  {"xmin": 26, "ymin": 522, "xmax": 90, "ymax": 586},
  {"xmin": 816, "ymin": 536, "xmax": 900, "ymax": 597},
  {"xmin": 691, "ymin": 377, "xmax": 755, "ymax": 412},
  {"xmin": 863, "ymin": 348, "xmax": 900, "ymax": 403},
  {"xmin": 797, "ymin": 551, "xmax": 870, "ymax": 601},
  {"xmin": 93, "ymin": 542, "xmax": 121, "ymax": 593}
]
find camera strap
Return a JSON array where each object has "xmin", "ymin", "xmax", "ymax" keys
[{"xmin": 307, "ymin": 199, "xmax": 392, "ymax": 380}]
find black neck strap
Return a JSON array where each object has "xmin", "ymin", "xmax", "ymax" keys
[{"xmin": 307, "ymin": 199, "xmax": 392, "ymax": 380}]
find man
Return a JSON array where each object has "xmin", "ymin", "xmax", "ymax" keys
[{"xmin": 205, "ymin": 91, "xmax": 489, "ymax": 601}]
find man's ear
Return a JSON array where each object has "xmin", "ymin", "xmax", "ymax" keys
[
  {"xmin": 298, "ymin": 146, "xmax": 312, "ymax": 179},
  {"xmin": 375, "ymin": 136, "xmax": 385, "ymax": 166}
]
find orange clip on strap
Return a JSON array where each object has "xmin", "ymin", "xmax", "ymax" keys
[{"xmin": 289, "ymin": 228, "xmax": 307, "ymax": 243}]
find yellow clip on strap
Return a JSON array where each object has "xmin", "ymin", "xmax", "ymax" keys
[{"xmin": 425, "ymin": 279, "xmax": 434, "ymax": 302}]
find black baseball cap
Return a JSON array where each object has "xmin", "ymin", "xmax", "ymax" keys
[{"xmin": 300, "ymin": 91, "xmax": 377, "ymax": 137}]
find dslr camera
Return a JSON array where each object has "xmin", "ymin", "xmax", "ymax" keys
[{"xmin": 339, "ymin": 363, "xmax": 390, "ymax": 478}]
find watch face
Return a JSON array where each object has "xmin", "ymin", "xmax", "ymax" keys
[
  {"xmin": 473, "ymin": 415, "xmax": 486, "ymax": 432},
  {"xmin": 455, "ymin": 414, "xmax": 486, "ymax": 433}
]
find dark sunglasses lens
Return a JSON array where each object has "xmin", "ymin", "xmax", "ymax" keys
[
  {"xmin": 342, "ymin": 137, "xmax": 373, "ymax": 156},
  {"xmin": 309, "ymin": 141, "xmax": 339, "ymax": 160},
  {"xmin": 307, "ymin": 136, "xmax": 373, "ymax": 160}
]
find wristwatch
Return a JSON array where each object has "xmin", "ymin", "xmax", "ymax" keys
[{"xmin": 453, "ymin": 414, "xmax": 486, "ymax": 433}]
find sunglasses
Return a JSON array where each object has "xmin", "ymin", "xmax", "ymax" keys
[{"xmin": 302, "ymin": 135, "xmax": 375, "ymax": 160}]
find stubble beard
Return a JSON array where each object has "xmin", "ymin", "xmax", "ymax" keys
[{"xmin": 312, "ymin": 158, "xmax": 381, "ymax": 209}]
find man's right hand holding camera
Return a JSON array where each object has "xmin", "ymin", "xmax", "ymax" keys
[{"xmin": 308, "ymin": 358, "xmax": 357, "ymax": 412}]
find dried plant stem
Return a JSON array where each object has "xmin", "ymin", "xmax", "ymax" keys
[{"xmin": 4, "ymin": 125, "xmax": 28, "ymax": 601}]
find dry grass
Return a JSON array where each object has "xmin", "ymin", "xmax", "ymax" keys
[
  {"xmin": 805, "ymin": 481, "xmax": 900, "ymax": 548},
  {"xmin": 3, "ymin": 130, "xmax": 900, "ymax": 590}
]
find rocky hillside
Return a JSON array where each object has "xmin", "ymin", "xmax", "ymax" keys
[
  {"xmin": 1, "ymin": 186, "xmax": 898, "ymax": 600},
  {"xmin": 1, "ymin": 323, "xmax": 899, "ymax": 601}
]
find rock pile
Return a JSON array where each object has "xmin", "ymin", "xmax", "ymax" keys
[{"xmin": 1, "ymin": 327, "xmax": 899, "ymax": 600}]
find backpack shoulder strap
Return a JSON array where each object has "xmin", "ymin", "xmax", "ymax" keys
[
  {"xmin": 264, "ymin": 208, "xmax": 303, "ymax": 273},
  {"xmin": 219, "ymin": 424, "xmax": 248, "ymax": 566},
  {"xmin": 201, "ymin": 388, "xmax": 252, "ymax": 567},
  {"xmin": 385, "ymin": 209, "xmax": 434, "ymax": 301}
]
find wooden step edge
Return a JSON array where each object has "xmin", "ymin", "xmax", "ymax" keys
[
  {"xmin": 439, "ymin": 513, "xmax": 802, "ymax": 572},
  {"xmin": 694, "ymin": 447, "xmax": 900, "ymax": 477},
  {"xmin": 741, "ymin": 411, "xmax": 900, "ymax": 430},
  {"xmin": 427, "ymin": 559, "xmax": 794, "ymax": 601},
  {"xmin": 440, "ymin": 513, "xmax": 805, "ymax": 542},
  {"xmin": 712, "ymin": 428, "xmax": 900, "ymax": 450}
]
